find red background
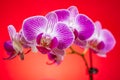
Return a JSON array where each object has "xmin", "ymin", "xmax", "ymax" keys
[{"xmin": 0, "ymin": 0, "xmax": 120, "ymax": 80}]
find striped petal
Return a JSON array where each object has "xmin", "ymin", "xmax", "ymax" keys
[
  {"xmin": 68, "ymin": 6, "xmax": 79, "ymax": 17},
  {"xmin": 22, "ymin": 16, "xmax": 47, "ymax": 41},
  {"xmin": 55, "ymin": 9, "xmax": 70, "ymax": 22},
  {"xmin": 53, "ymin": 22, "xmax": 74, "ymax": 49},
  {"xmin": 45, "ymin": 12, "xmax": 58, "ymax": 33}
]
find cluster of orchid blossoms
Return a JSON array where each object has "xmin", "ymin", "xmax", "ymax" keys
[{"xmin": 4, "ymin": 6, "xmax": 116, "ymax": 65}]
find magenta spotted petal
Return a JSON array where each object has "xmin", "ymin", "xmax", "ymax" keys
[
  {"xmin": 53, "ymin": 22, "xmax": 74, "ymax": 49},
  {"xmin": 55, "ymin": 9, "xmax": 70, "ymax": 22},
  {"xmin": 99, "ymin": 29, "xmax": 116, "ymax": 54},
  {"xmin": 76, "ymin": 14, "xmax": 94, "ymax": 40},
  {"xmin": 22, "ymin": 16, "xmax": 47, "ymax": 41}
]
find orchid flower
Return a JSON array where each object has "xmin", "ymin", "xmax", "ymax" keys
[
  {"xmin": 54, "ymin": 6, "xmax": 95, "ymax": 47},
  {"xmin": 86, "ymin": 21, "xmax": 116, "ymax": 57},
  {"xmin": 22, "ymin": 12, "xmax": 74, "ymax": 64},
  {"xmin": 4, "ymin": 25, "xmax": 31, "ymax": 60}
]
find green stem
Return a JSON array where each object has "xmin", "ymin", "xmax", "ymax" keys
[
  {"xmin": 69, "ymin": 46, "xmax": 76, "ymax": 53},
  {"xmin": 89, "ymin": 50, "xmax": 93, "ymax": 80},
  {"xmin": 75, "ymin": 52, "xmax": 89, "ymax": 72},
  {"xmin": 69, "ymin": 46, "xmax": 93, "ymax": 80}
]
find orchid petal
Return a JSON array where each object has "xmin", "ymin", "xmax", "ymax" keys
[
  {"xmin": 97, "ymin": 41, "xmax": 105, "ymax": 50},
  {"xmin": 99, "ymin": 29, "xmax": 116, "ymax": 53},
  {"xmin": 36, "ymin": 46, "xmax": 50, "ymax": 54},
  {"xmin": 31, "ymin": 45, "xmax": 38, "ymax": 53},
  {"xmin": 48, "ymin": 53, "xmax": 56, "ymax": 61},
  {"xmin": 45, "ymin": 12, "xmax": 58, "ymax": 33},
  {"xmin": 97, "ymin": 53, "xmax": 107, "ymax": 57},
  {"xmin": 74, "ymin": 38, "xmax": 87, "ymax": 47},
  {"xmin": 73, "ymin": 29, "xmax": 79, "ymax": 39},
  {"xmin": 52, "ymin": 48, "xmax": 65, "ymax": 65},
  {"xmin": 8, "ymin": 25, "xmax": 16, "ymax": 40},
  {"xmin": 76, "ymin": 14, "xmax": 94, "ymax": 40},
  {"xmin": 3, "ymin": 53, "xmax": 17, "ymax": 60},
  {"xmin": 49, "ymin": 37, "xmax": 58, "ymax": 49},
  {"xmin": 48, "ymin": 48, "xmax": 65, "ymax": 65},
  {"xmin": 94, "ymin": 21, "xmax": 102, "ymax": 33},
  {"xmin": 93, "ymin": 21, "xmax": 102, "ymax": 37},
  {"xmin": 36, "ymin": 33, "xmax": 43, "ymax": 44},
  {"xmin": 13, "ymin": 40, "xmax": 23, "ymax": 53},
  {"xmin": 4, "ymin": 41, "xmax": 15, "ymax": 55},
  {"xmin": 55, "ymin": 9, "xmax": 70, "ymax": 22},
  {"xmin": 22, "ymin": 16, "xmax": 47, "ymax": 41},
  {"xmin": 68, "ymin": 6, "xmax": 79, "ymax": 17},
  {"xmin": 53, "ymin": 22, "xmax": 74, "ymax": 49},
  {"xmin": 19, "ymin": 31, "xmax": 31, "ymax": 48}
]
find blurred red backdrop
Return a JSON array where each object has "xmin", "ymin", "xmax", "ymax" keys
[{"xmin": 0, "ymin": 0, "xmax": 120, "ymax": 80}]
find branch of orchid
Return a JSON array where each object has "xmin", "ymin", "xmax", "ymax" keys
[
  {"xmin": 69, "ymin": 46, "xmax": 89, "ymax": 69},
  {"xmin": 69, "ymin": 46, "xmax": 93, "ymax": 80}
]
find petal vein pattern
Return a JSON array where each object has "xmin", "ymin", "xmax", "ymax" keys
[
  {"xmin": 53, "ymin": 22, "xmax": 74, "ymax": 49},
  {"xmin": 22, "ymin": 16, "xmax": 47, "ymax": 41}
]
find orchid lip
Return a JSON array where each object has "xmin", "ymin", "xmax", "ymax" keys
[{"xmin": 36, "ymin": 46, "xmax": 51, "ymax": 54}]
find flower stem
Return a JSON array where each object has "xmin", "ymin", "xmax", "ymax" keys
[
  {"xmin": 75, "ymin": 52, "xmax": 93, "ymax": 80},
  {"xmin": 69, "ymin": 46, "xmax": 93, "ymax": 80},
  {"xmin": 89, "ymin": 49, "xmax": 93, "ymax": 80}
]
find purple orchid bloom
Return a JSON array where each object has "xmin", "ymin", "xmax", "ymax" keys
[
  {"xmin": 87, "ymin": 21, "xmax": 116, "ymax": 57},
  {"xmin": 4, "ymin": 25, "xmax": 31, "ymax": 60},
  {"xmin": 54, "ymin": 6, "xmax": 95, "ymax": 46},
  {"xmin": 22, "ymin": 12, "xmax": 74, "ymax": 64}
]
